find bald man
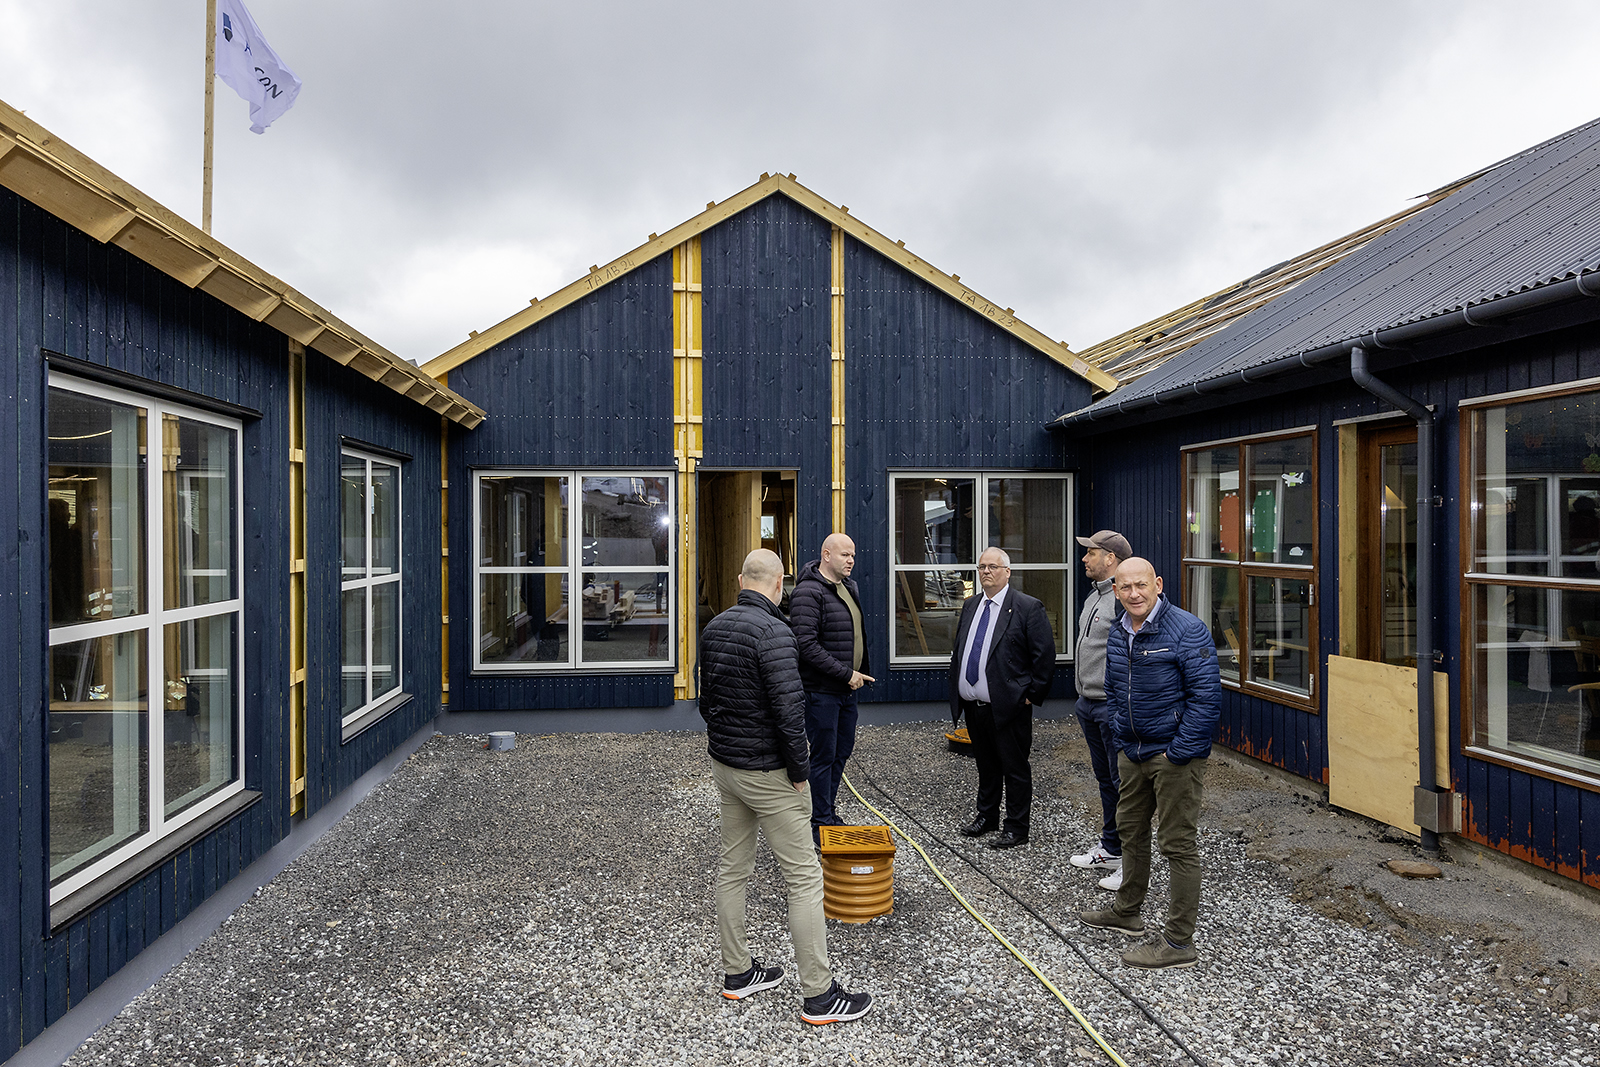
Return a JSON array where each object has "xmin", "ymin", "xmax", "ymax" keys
[
  {"xmin": 790, "ymin": 533, "xmax": 874, "ymax": 841},
  {"xmin": 1079, "ymin": 557, "xmax": 1221, "ymax": 970},
  {"xmin": 699, "ymin": 548, "xmax": 873, "ymax": 1024}
]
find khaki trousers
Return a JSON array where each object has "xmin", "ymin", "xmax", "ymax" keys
[
  {"xmin": 711, "ymin": 759, "xmax": 832, "ymax": 997},
  {"xmin": 1112, "ymin": 752, "xmax": 1208, "ymax": 946}
]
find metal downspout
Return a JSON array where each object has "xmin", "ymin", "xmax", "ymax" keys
[{"xmin": 1349, "ymin": 346, "xmax": 1440, "ymax": 852}]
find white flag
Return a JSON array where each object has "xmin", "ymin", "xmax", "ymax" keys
[{"xmin": 214, "ymin": 0, "xmax": 302, "ymax": 134}]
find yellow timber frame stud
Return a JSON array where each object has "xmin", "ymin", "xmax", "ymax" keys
[
  {"xmin": 287, "ymin": 341, "xmax": 308, "ymax": 815},
  {"xmin": 830, "ymin": 225, "xmax": 847, "ymax": 533},
  {"xmin": 673, "ymin": 238, "xmax": 704, "ymax": 700},
  {"xmin": 440, "ymin": 398, "xmax": 451, "ymax": 708}
]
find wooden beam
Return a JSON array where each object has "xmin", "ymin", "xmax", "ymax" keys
[
  {"xmin": 673, "ymin": 237, "xmax": 703, "ymax": 701},
  {"xmin": 830, "ymin": 224, "xmax": 846, "ymax": 533},
  {"xmin": 197, "ymin": 262, "xmax": 281, "ymax": 320}
]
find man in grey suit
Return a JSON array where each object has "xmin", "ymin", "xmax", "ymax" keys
[{"xmin": 949, "ymin": 547, "xmax": 1057, "ymax": 848}]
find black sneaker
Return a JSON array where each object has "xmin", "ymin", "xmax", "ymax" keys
[
  {"xmin": 722, "ymin": 958, "xmax": 785, "ymax": 1000},
  {"xmin": 800, "ymin": 980, "xmax": 873, "ymax": 1025}
]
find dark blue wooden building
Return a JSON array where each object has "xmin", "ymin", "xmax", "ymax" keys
[
  {"xmin": 1055, "ymin": 117, "xmax": 1600, "ymax": 888},
  {"xmin": 0, "ymin": 100, "xmax": 483, "ymax": 1059},
  {"xmin": 423, "ymin": 175, "xmax": 1113, "ymax": 715}
]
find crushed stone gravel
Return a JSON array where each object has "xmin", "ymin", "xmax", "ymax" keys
[{"xmin": 65, "ymin": 721, "xmax": 1600, "ymax": 1066}]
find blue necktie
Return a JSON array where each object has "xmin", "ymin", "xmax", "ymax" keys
[{"xmin": 964, "ymin": 599, "xmax": 993, "ymax": 686}]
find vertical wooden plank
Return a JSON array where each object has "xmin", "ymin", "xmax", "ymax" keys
[
  {"xmin": 1528, "ymin": 775, "xmax": 1556, "ymax": 869},
  {"xmin": 87, "ymin": 908, "xmax": 107, "ymax": 991},
  {"xmin": 106, "ymin": 894, "xmax": 127, "ymax": 976},
  {"xmin": 42, "ymin": 936, "xmax": 67, "ymax": 1026},
  {"xmin": 0, "ymin": 186, "xmax": 24, "ymax": 1061},
  {"xmin": 1554, "ymin": 782, "xmax": 1583, "ymax": 881},
  {"xmin": 1581, "ymin": 786, "xmax": 1600, "ymax": 890},
  {"xmin": 1505, "ymin": 768, "xmax": 1530, "ymax": 860},
  {"xmin": 67, "ymin": 921, "xmax": 87, "ymax": 1006}
]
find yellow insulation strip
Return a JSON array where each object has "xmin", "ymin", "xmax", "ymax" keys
[{"xmin": 841, "ymin": 773, "xmax": 1131, "ymax": 1067}]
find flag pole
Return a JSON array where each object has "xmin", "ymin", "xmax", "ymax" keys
[{"xmin": 202, "ymin": 0, "xmax": 215, "ymax": 234}]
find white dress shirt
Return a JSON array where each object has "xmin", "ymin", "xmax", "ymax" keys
[{"xmin": 957, "ymin": 583, "xmax": 1010, "ymax": 703}]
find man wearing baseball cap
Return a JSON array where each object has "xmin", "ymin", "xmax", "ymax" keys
[{"xmin": 1069, "ymin": 529, "xmax": 1133, "ymax": 890}]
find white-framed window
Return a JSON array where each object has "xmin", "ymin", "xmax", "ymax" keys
[
  {"xmin": 340, "ymin": 449, "xmax": 403, "ymax": 723},
  {"xmin": 1464, "ymin": 381, "xmax": 1600, "ymax": 784},
  {"xmin": 1181, "ymin": 429, "xmax": 1318, "ymax": 707},
  {"xmin": 473, "ymin": 471, "xmax": 674, "ymax": 671},
  {"xmin": 889, "ymin": 471, "xmax": 1073, "ymax": 665},
  {"xmin": 46, "ymin": 373, "xmax": 245, "ymax": 903}
]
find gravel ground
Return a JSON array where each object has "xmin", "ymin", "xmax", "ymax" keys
[{"xmin": 66, "ymin": 720, "xmax": 1600, "ymax": 1066}]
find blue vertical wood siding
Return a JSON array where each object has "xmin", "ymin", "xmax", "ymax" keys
[
  {"xmin": 842, "ymin": 236, "xmax": 1091, "ymax": 703},
  {"xmin": 1080, "ymin": 318, "xmax": 1600, "ymax": 886},
  {"xmin": 701, "ymin": 196, "xmax": 832, "ymax": 561},
  {"xmin": 445, "ymin": 253, "xmax": 676, "ymax": 712},
  {"xmin": 0, "ymin": 182, "xmax": 433, "ymax": 1050},
  {"xmin": 303, "ymin": 358, "xmax": 444, "ymax": 814}
]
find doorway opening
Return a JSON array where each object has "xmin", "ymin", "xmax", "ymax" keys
[
  {"xmin": 1358, "ymin": 425, "xmax": 1419, "ymax": 666},
  {"xmin": 696, "ymin": 471, "xmax": 797, "ymax": 632}
]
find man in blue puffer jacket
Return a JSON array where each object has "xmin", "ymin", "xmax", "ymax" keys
[{"xmin": 1079, "ymin": 557, "xmax": 1220, "ymax": 970}]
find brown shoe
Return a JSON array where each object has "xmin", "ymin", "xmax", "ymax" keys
[
  {"xmin": 1078, "ymin": 907, "xmax": 1145, "ymax": 937},
  {"xmin": 1123, "ymin": 939, "xmax": 1198, "ymax": 969}
]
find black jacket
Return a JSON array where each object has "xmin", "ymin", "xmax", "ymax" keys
[
  {"xmin": 947, "ymin": 587, "xmax": 1057, "ymax": 724},
  {"xmin": 788, "ymin": 559, "xmax": 870, "ymax": 694},
  {"xmin": 698, "ymin": 590, "xmax": 811, "ymax": 782}
]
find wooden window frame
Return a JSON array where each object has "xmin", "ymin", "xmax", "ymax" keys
[{"xmin": 1180, "ymin": 428, "xmax": 1319, "ymax": 712}]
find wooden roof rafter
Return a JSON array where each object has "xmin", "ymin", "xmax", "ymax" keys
[
  {"xmin": 0, "ymin": 99, "xmax": 485, "ymax": 429},
  {"xmin": 1076, "ymin": 178, "xmax": 1477, "ymax": 388},
  {"xmin": 422, "ymin": 174, "xmax": 1117, "ymax": 394}
]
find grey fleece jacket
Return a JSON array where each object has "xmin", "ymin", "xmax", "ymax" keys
[{"xmin": 1073, "ymin": 576, "xmax": 1118, "ymax": 703}]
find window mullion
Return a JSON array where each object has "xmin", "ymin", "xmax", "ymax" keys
[{"xmin": 146, "ymin": 401, "xmax": 165, "ymax": 835}]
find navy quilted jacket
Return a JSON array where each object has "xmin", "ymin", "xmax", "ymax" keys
[
  {"xmin": 698, "ymin": 590, "xmax": 811, "ymax": 782},
  {"xmin": 1105, "ymin": 595, "xmax": 1222, "ymax": 764}
]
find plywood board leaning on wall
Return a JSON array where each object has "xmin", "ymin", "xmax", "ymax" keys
[{"xmin": 1327, "ymin": 654, "xmax": 1451, "ymax": 836}]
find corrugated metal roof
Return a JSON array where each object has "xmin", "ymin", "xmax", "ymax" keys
[{"xmin": 1065, "ymin": 115, "xmax": 1600, "ymax": 421}]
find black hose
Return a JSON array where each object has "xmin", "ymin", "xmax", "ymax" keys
[{"xmin": 854, "ymin": 765, "xmax": 1212, "ymax": 1067}]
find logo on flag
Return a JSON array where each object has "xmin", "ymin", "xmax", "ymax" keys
[{"xmin": 214, "ymin": 0, "xmax": 302, "ymax": 134}]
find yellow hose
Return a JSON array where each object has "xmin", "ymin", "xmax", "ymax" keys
[{"xmin": 841, "ymin": 772, "xmax": 1132, "ymax": 1067}]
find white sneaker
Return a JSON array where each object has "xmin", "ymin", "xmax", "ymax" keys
[
  {"xmin": 1098, "ymin": 868, "xmax": 1124, "ymax": 892},
  {"xmin": 1070, "ymin": 845, "xmax": 1123, "ymax": 871}
]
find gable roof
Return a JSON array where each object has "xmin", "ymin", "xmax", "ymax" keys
[
  {"xmin": 1056, "ymin": 115, "xmax": 1600, "ymax": 430},
  {"xmin": 0, "ymin": 99, "xmax": 486, "ymax": 428},
  {"xmin": 421, "ymin": 174, "xmax": 1118, "ymax": 393}
]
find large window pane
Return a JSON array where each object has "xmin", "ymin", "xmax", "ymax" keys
[
  {"xmin": 341, "ymin": 454, "xmax": 367, "ymax": 580},
  {"xmin": 893, "ymin": 568, "xmax": 972, "ymax": 658},
  {"xmin": 1010, "ymin": 569, "xmax": 1068, "ymax": 651},
  {"xmin": 895, "ymin": 478, "xmax": 975, "ymax": 566},
  {"xmin": 1187, "ymin": 447, "xmax": 1239, "ymax": 561},
  {"xmin": 480, "ymin": 574, "xmax": 569, "ymax": 664},
  {"xmin": 165, "ymin": 415, "xmax": 236, "ymax": 609},
  {"xmin": 1187, "ymin": 564, "xmax": 1241, "ymax": 682},
  {"xmin": 164, "ymin": 614, "xmax": 237, "ymax": 818},
  {"xmin": 1473, "ymin": 583, "xmax": 1600, "ymax": 772},
  {"xmin": 988, "ymin": 478, "xmax": 1066, "ymax": 563},
  {"xmin": 480, "ymin": 475, "xmax": 567, "ymax": 568},
  {"xmin": 372, "ymin": 462, "xmax": 400, "ymax": 576},
  {"xmin": 372, "ymin": 580, "xmax": 400, "ymax": 700},
  {"xmin": 48, "ymin": 389, "xmax": 146, "ymax": 625},
  {"xmin": 341, "ymin": 588, "xmax": 367, "ymax": 716},
  {"xmin": 1246, "ymin": 438, "xmax": 1314, "ymax": 564},
  {"xmin": 1560, "ymin": 477, "xmax": 1600, "ymax": 580},
  {"xmin": 1250, "ymin": 576, "xmax": 1312, "ymax": 696},
  {"xmin": 580, "ymin": 571, "xmax": 670, "ymax": 664},
  {"xmin": 582, "ymin": 476, "xmax": 671, "ymax": 566},
  {"xmin": 48, "ymin": 631, "xmax": 148, "ymax": 882}
]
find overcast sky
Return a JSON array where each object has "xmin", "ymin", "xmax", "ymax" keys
[{"xmin": 3, "ymin": 2, "xmax": 1599, "ymax": 366}]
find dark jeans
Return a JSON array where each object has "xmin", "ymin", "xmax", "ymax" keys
[
  {"xmin": 804, "ymin": 688, "xmax": 859, "ymax": 826},
  {"xmin": 964, "ymin": 699, "xmax": 1033, "ymax": 838},
  {"xmin": 1075, "ymin": 695, "xmax": 1121, "ymax": 855}
]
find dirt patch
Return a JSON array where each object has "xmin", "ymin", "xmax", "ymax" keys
[{"xmin": 1199, "ymin": 749, "xmax": 1600, "ymax": 1017}]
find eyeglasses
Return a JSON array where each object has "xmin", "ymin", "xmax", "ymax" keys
[{"xmin": 976, "ymin": 564, "xmax": 1008, "ymax": 572}]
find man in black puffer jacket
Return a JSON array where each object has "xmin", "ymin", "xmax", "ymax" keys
[
  {"xmin": 790, "ymin": 533, "xmax": 874, "ymax": 841},
  {"xmin": 699, "ymin": 548, "xmax": 873, "ymax": 1025}
]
